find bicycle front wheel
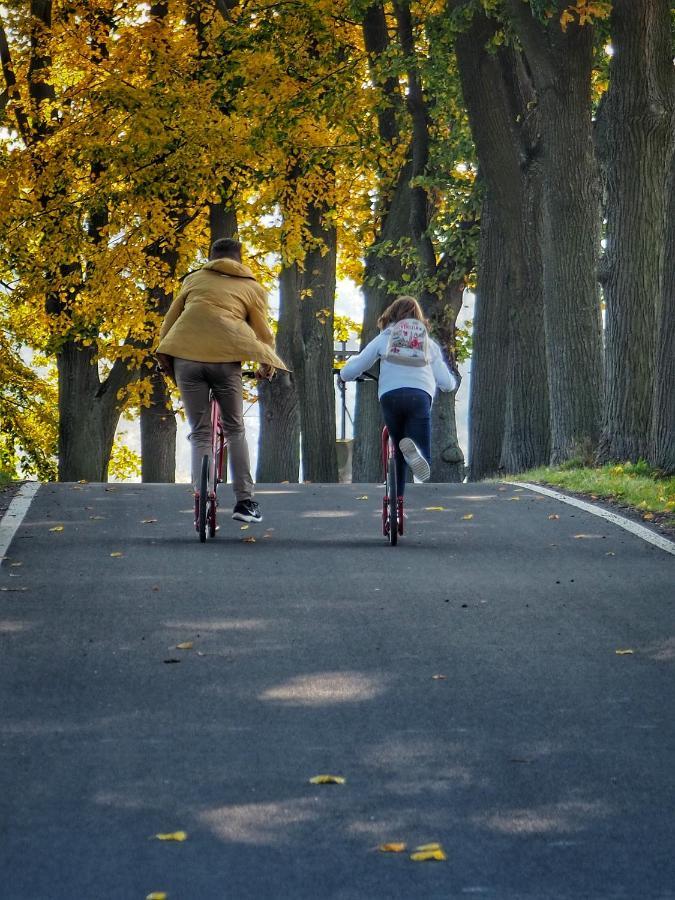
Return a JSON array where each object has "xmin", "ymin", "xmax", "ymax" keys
[
  {"xmin": 198, "ymin": 454, "xmax": 208, "ymax": 543},
  {"xmin": 387, "ymin": 456, "xmax": 398, "ymax": 546}
]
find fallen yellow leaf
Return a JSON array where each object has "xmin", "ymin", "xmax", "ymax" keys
[
  {"xmin": 548, "ymin": 514, "xmax": 560, "ymax": 520},
  {"xmin": 309, "ymin": 774, "xmax": 345, "ymax": 785},
  {"xmin": 49, "ymin": 525, "xmax": 64, "ymax": 532},
  {"xmin": 378, "ymin": 842, "xmax": 407, "ymax": 853},
  {"xmin": 425, "ymin": 506, "xmax": 445, "ymax": 511},
  {"xmin": 242, "ymin": 536, "xmax": 256, "ymax": 543},
  {"xmin": 410, "ymin": 842, "xmax": 447, "ymax": 861},
  {"xmin": 110, "ymin": 551, "xmax": 123, "ymax": 557},
  {"xmin": 176, "ymin": 642, "xmax": 193, "ymax": 650},
  {"xmin": 146, "ymin": 894, "xmax": 167, "ymax": 900},
  {"xmin": 615, "ymin": 649, "xmax": 634, "ymax": 655},
  {"xmin": 509, "ymin": 497, "xmax": 520, "ymax": 501},
  {"xmin": 462, "ymin": 513, "xmax": 474, "ymax": 520},
  {"xmin": 154, "ymin": 831, "xmax": 187, "ymax": 842},
  {"xmin": 240, "ymin": 524, "xmax": 249, "ymax": 530},
  {"xmin": 142, "ymin": 518, "xmax": 158, "ymax": 524},
  {"xmin": 643, "ymin": 512, "xmax": 655, "ymax": 521},
  {"xmin": 355, "ymin": 495, "xmax": 369, "ymax": 500}
]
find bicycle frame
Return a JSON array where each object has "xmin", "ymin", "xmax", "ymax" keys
[{"xmin": 195, "ymin": 391, "xmax": 228, "ymax": 541}]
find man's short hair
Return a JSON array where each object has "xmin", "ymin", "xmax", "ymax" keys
[{"xmin": 210, "ymin": 237, "xmax": 242, "ymax": 260}]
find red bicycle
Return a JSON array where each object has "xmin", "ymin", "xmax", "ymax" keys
[
  {"xmin": 382, "ymin": 426, "xmax": 403, "ymax": 546},
  {"xmin": 195, "ymin": 390, "xmax": 227, "ymax": 543}
]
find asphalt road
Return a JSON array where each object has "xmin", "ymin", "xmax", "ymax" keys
[{"xmin": 1, "ymin": 481, "xmax": 674, "ymax": 900}]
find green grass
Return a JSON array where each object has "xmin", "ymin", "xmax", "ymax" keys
[
  {"xmin": 510, "ymin": 460, "xmax": 675, "ymax": 520},
  {"xmin": 0, "ymin": 470, "xmax": 14, "ymax": 488}
]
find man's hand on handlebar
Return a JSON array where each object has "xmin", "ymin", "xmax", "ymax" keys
[{"xmin": 255, "ymin": 364, "xmax": 275, "ymax": 381}]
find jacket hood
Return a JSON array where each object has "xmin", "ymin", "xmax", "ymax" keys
[{"xmin": 202, "ymin": 258, "xmax": 256, "ymax": 279}]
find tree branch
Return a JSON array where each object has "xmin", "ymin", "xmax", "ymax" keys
[{"xmin": 0, "ymin": 18, "xmax": 32, "ymax": 144}]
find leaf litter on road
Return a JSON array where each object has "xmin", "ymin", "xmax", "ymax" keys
[
  {"xmin": 615, "ymin": 649, "xmax": 634, "ymax": 655},
  {"xmin": 154, "ymin": 831, "xmax": 187, "ymax": 842},
  {"xmin": 175, "ymin": 642, "xmax": 193, "ymax": 650},
  {"xmin": 49, "ymin": 525, "xmax": 64, "ymax": 532},
  {"xmin": 378, "ymin": 843, "xmax": 407, "ymax": 853},
  {"xmin": 309, "ymin": 774, "xmax": 345, "ymax": 785}
]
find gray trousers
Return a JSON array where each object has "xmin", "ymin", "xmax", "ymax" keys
[{"xmin": 173, "ymin": 358, "xmax": 254, "ymax": 501}]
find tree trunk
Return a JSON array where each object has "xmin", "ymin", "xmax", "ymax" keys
[
  {"xmin": 257, "ymin": 263, "xmax": 301, "ymax": 482},
  {"xmin": 294, "ymin": 202, "xmax": 338, "ymax": 482},
  {"xmin": 352, "ymin": 3, "xmax": 410, "ymax": 483},
  {"xmin": 352, "ymin": 164, "xmax": 412, "ymax": 482},
  {"xmin": 140, "ymin": 369, "xmax": 175, "ymax": 482},
  {"xmin": 57, "ymin": 342, "xmax": 128, "ymax": 481},
  {"xmin": 505, "ymin": 2, "xmax": 602, "ymax": 464},
  {"xmin": 651, "ymin": 155, "xmax": 675, "ymax": 473},
  {"xmin": 455, "ymin": 15, "xmax": 548, "ymax": 475},
  {"xmin": 395, "ymin": 0, "xmax": 465, "ymax": 481},
  {"xmin": 468, "ymin": 196, "xmax": 509, "ymax": 480},
  {"xmin": 596, "ymin": 0, "xmax": 674, "ymax": 462}
]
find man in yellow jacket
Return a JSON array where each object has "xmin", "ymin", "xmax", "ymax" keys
[{"xmin": 156, "ymin": 237, "xmax": 288, "ymax": 523}]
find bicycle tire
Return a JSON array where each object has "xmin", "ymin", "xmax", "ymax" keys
[
  {"xmin": 198, "ymin": 454, "xmax": 208, "ymax": 543},
  {"xmin": 387, "ymin": 456, "xmax": 398, "ymax": 546},
  {"xmin": 207, "ymin": 454, "xmax": 217, "ymax": 539}
]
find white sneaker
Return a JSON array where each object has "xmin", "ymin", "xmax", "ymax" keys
[{"xmin": 399, "ymin": 438, "xmax": 431, "ymax": 482}]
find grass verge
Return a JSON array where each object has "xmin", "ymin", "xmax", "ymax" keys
[
  {"xmin": 510, "ymin": 460, "xmax": 675, "ymax": 524},
  {"xmin": 0, "ymin": 470, "xmax": 14, "ymax": 488}
]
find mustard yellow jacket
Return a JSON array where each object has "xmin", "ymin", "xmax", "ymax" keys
[{"xmin": 156, "ymin": 258, "xmax": 289, "ymax": 370}]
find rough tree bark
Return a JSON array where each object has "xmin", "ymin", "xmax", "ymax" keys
[
  {"xmin": 596, "ymin": 0, "xmax": 675, "ymax": 462},
  {"xmin": 455, "ymin": 10, "xmax": 548, "ymax": 476},
  {"xmin": 504, "ymin": 0, "xmax": 603, "ymax": 464},
  {"xmin": 394, "ymin": 0, "xmax": 465, "ymax": 482},
  {"xmin": 259, "ymin": 191, "xmax": 338, "ymax": 483},
  {"xmin": 467, "ymin": 196, "xmax": 509, "ymax": 480},
  {"xmin": 256, "ymin": 262, "xmax": 301, "ymax": 482},
  {"xmin": 651, "ymin": 155, "xmax": 675, "ymax": 473},
  {"xmin": 294, "ymin": 201, "xmax": 339, "ymax": 482},
  {"xmin": 352, "ymin": 3, "xmax": 411, "ymax": 482}
]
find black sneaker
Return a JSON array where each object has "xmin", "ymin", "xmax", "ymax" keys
[{"xmin": 232, "ymin": 499, "xmax": 263, "ymax": 523}]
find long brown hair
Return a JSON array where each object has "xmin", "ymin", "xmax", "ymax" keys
[{"xmin": 377, "ymin": 295, "xmax": 427, "ymax": 330}]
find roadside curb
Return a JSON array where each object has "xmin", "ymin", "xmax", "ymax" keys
[
  {"xmin": 505, "ymin": 481, "xmax": 675, "ymax": 557},
  {"xmin": 0, "ymin": 482, "xmax": 41, "ymax": 561}
]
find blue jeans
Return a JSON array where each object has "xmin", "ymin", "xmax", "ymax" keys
[{"xmin": 380, "ymin": 388, "xmax": 431, "ymax": 496}]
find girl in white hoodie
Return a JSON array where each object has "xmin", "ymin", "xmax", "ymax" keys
[{"xmin": 340, "ymin": 296, "xmax": 458, "ymax": 496}]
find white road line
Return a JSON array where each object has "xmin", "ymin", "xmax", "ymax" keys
[
  {"xmin": 0, "ymin": 482, "xmax": 41, "ymax": 561},
  {"xmin": 505, "ymin": 481, "xmax": 675, "ymax": 557}
]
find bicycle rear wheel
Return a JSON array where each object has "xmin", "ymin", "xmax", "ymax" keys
[
  {"xmin": 207, "ymin": 455, "xmax": 217, "ymax": 539},
  {"xmin": 387, "ymin": 455, "xmax": 398, "ymax": 546},
  {"xmin": 198, "ymin": 454, "xmax": 208, "ymax": 543}
]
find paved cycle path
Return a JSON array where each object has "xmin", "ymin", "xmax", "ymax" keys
[{"xmin": 1, "ymin": 482, "xmax": 673, "ymax": 899}]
